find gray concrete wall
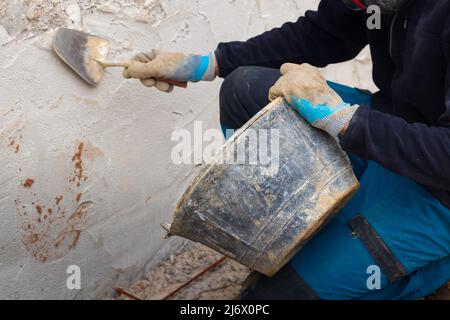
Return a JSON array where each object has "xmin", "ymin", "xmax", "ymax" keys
[{"xmin": 0, "ymin": 0, "xmax": 375, "ymax": 299}]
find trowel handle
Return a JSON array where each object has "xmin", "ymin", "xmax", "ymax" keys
[
  {"xmin": 100, "ymin": 60, "xmax": 188, "ymax": 88},
  {"xmin": 159, "ymin": 79, "xmax": 188, "ymax": 88}
]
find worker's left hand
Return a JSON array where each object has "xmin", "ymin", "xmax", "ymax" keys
[{"xmin": 269, "ymin": 63, "xmax": 359, "ymax": 137}]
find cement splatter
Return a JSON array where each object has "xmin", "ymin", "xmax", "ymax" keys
[
  {"xmin": 83, "ymin": 141, "xmax": 104, "ymax": 161},
  {"xmin": 0, "ymin": 0, "xmax": 7, "ymax": 19},
  {"xmin": 24, "ymin": 0, "xmax": 67, "ymax": 32},
  {"xmin": 72, "ymin": 95, "xmax": 100, "ymax": 107}
]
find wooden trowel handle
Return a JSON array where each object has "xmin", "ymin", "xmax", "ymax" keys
[
  {"xmin": 99, "ymin": 60, "xmax": 188, "ymax": 88},
  {"xmin": 163, "ymin": 80, "xmax": 188, "ymax": 88}
]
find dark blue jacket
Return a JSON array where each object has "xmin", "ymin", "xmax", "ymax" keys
[{"xmin": 215, "ymin": 0, "xmax": 450, "ymax": 208}]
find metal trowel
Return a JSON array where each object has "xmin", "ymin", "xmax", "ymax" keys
[{"xmin": 53, "ymin": 28, "xmax": 187, "ymax": 87}]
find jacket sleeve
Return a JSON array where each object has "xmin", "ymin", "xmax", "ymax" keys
[
  {"xmin": 215, "ymin": 0, "xmax": 368, "ymax": 77},
  {"xmin": 339, "ymin": 16, "xmax": 450, "ymax": 193},
  {"xmin": 339, "ymin": 106, "xmax": 450, "ymax": 192}
]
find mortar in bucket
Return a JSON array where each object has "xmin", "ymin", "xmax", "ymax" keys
[{"xmin": 166, "ymin": 97, "xmax": 359, "ymax": 276}]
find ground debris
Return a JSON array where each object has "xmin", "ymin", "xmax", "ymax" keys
[{"xmin": 119, "ymin": 242, "xmax": 250, "ymax": 300}]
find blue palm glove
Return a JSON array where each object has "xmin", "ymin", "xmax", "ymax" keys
[
  {"xmin": 269, "ymin": 63, "xmax": 359, "ymax": 137},
  {"xmin": 289, "ymin": 97, "xmax": 358, "ymax": 137},
  {"xmin": 123, "ymin": 49, "xmax": 217, "ymax": 92}
]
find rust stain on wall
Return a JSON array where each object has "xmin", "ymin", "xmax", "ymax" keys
[
  {"xmin": 52, "ymin": 202, "xmax": 92, "ymax": 251},
  {"xmin": 70, "ymin": 142, "xmax": 85, "ymax": 187},
  {"xmin": 15, "ymin": 140, "xmax": 98, "ymax": 263},
  {"xmin": 23, "ymin": 178, "xmax": 34, "ymax": 188},
  {"xmin": 16, "ymin": 198, "xmax": 93, "ymax": 263},
  {"xmin": 55, "ymin": 195, "xmax": 63, "ymax": 205},
  {"xmin": 8, "ymin": 136, "xmax": 21, "ymax": 153}
]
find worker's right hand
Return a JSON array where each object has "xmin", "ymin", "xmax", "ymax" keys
[{"xmin": 122, "ymin": 50, "xmax": 217, "ymax": 92}]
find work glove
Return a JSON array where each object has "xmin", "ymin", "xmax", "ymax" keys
[
  {"xmin": 269, "ymin": 63, "xmax": 359, "ymax": 137},
  {"xmin": 122, "ymin": 50, "xmax": 217, "ymax": 92}
]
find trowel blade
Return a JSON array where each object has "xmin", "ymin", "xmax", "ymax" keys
[{"xmin": 53, "ymin": 28, "xmax": 110, "ymax": 86}]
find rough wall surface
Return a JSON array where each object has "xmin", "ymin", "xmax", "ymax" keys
[{"xmin": 0, "ymin": 0, "xmax": 376, "ymax": 299}]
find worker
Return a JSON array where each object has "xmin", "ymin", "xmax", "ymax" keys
[{"xmin": 122, "ymin": 0, "xmax": 450, "ymax": 300}]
